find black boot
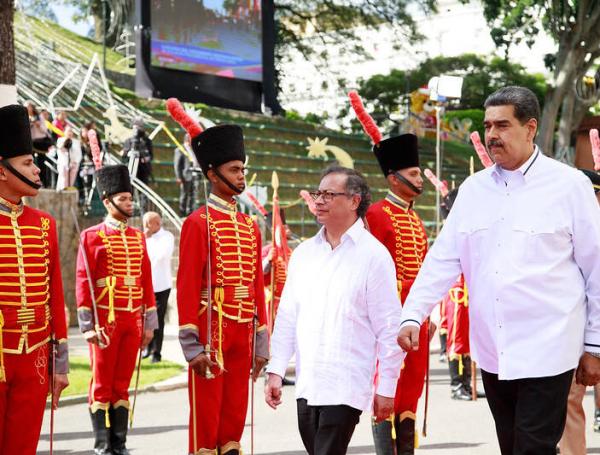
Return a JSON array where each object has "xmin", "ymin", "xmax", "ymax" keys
[
  {"xmin": 395, "ymin": 416, "xmax": 415, "ymax": 455},
  {"xmin": 449, "ymin": 358, "xmax": 471, "ymax": 401},
  {"xmin": 110, "ymin": 406, "xmax": 131, "ymax": 455},
  {"xmin": 462, "ymin": 356, "xmax": 485, "ymax": 399},
  {"xmin": 371, "ymin": 418, "xmax": 395, "ymax": 455},
  {"xmin": 90, "ymin": 408, "xmax": 111, "ymax": 455},
  {"xmin": 439, "ymin": 333, "xmax": 447, "ymax": 362}
]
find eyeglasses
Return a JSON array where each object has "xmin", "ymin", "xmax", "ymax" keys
[{"xmin": 308, "ymin": 190, "xmax": 348, "ymax": 202}]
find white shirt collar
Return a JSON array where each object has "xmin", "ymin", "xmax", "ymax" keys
[
  {"xmin": 491, "ymin": 145, "xmax": 541, "ymax": 184},
  {"xmin": 316, "ymin": 217, "xmax": 365, "ymax": 246}
]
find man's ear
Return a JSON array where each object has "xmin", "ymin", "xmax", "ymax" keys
[
  {"xmin": 0, "ymin": 163, "xmax": 8, "ymax": 182},
  {"xmin": 206, "ymin": 168, "xmax": 218, "ymax": 184},
  {"xmin": 526, "ymin": 118, "xmax": 538, "ymax": 142}
]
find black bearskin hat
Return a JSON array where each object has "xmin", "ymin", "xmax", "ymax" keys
[
  {"xmin": 96, "ymin": 165, "xmax": 133, "ymax": 199},
  {"xmin": 373, "ymin": 133, "xmax": 420, "ymax": 176},
  {"xmin": 191, "ymin": 125, "xmax": 246, "ymax": 176},
  {"xmin": 0, "ymin": 105, "xmax": 33, "ymax": 159}
]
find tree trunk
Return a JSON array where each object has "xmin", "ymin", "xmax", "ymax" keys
[
  {"xmin": 556, "ymin": 89, "xmax": 575, "ymax": 154},
  {"xmin": 0, "ymin": 0, "xmax": 15, "ymax": 86},
  {"xmin": 93, "ymin": 13, "xmax": 103, "ymax": 42}
]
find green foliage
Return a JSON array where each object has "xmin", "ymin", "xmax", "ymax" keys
[
  {"xmin": 284, "ymin": 109, "xmax": 326, "ymax": 125},
  {"xmin": 274, "ymin": 1, "xmax": 436, "ymax": 94},
  {"xmin": 63, "ymin": 356, "xmax": 184, "ymax": 397},
  {"xmin": 445, "ymin": 109, "xmax": 485, "ymax": 138},
  {"xmin": 352, "ymin": 53, "xmax": 547, "ymax": 129}
]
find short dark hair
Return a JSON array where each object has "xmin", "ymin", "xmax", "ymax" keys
[
  {"xmin": 320, "ymin": 165, "xmax": 371, "ymax": 218},
  {"xmin": 484, "ymin": 86, "xmax": 540, "ymax": 125}
]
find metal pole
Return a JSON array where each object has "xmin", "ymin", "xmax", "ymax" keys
[
  {"xmin": 102, "ymin": 0, "xmax": 107, "ymax": 72},
  {"xmin": 435, "ymin": 105, "xmax": 442, "ymax": 236}
]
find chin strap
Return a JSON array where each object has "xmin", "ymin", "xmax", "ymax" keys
[
  {"xmin": 0, "ymin": 159, "xmax": 42, "ymax": 190},
  {"xmin": 393, "ymin": 171, "xmax": 422, "ymax": 196},
  {"xmin": 107, "ymin": 195, "xmax": 131, "ymax": 219},
  {"xmin": 212, "ymin": 167, "xmax": 244, "ymax": 195}
]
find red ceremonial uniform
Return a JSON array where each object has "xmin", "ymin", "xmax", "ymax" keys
[
  {"xmin": 76, "ymin": 216, "xmax": 157, "ymax": 415},
  {"xmin": 444, "ymin": 275, "xmax": 469, "ymax": 359},
  {"xmin": 366, "ymin": 191, "xmax": 428, "ymax": 419},
  {"xmin": 178, "ymin": 194, "xmax": 268, "ymax": 455},
  {"xmin": 0, "ymin": 198, "xmax": 68, "ymax": 455},
  {"xmin": 261, "ymin": 242, "xmax": 289, "ymax": 327}
]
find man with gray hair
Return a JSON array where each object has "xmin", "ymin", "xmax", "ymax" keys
[
  {"xmin": 397, "ymin": 86, "xmax": 600, "ymax": 454},
  {"xmin": 265, "ymin": 165, "xmax": 404, "ymax": 455},
  {"xmin": 143, "ymin": 211, "xmax": 174, "ymax": 363}
]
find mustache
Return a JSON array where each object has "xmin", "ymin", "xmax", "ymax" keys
[{"xmin": 487, "ymin": 139, "xmax": 503, "ymax": 148}]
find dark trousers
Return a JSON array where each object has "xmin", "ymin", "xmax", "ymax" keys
[
  {"xmin": 297, "ymin": 398, "xmax": 361, "ymax": 455},
  {"xmin": 148, "ymin": 288, "xmax": 170, "ymax": 360},
  {"xmin": 179, "ymin": 180, "xmax": 193, "ymax": 216},
  {"xmin": 481, "ymin": 368, "xmax": 573, "ymax": 455}
]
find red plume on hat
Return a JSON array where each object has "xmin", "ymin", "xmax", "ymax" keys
[
  {"xmin": 166, "ymin": 98, "xmax": 203, "ymax": 138},
  {"xmin": 348, "ymin": 91, "xmax": 382, "ymax": 145}
]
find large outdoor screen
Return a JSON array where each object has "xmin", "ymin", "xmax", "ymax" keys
[{"xmin": 150, "ymin": 0, "xmax": 263, "ymax": 82}]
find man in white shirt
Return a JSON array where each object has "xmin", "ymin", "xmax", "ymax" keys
[
  {"xmin": 143, "ymin": 211, "xmax": 175, "ymax": 363},
  {"xmin": 265, "ymin": 165, "xmax": 404, "ymax": 455},
  {"xmin": 397, "ymin": 86, "xmax": 600, "ymax": 455}
]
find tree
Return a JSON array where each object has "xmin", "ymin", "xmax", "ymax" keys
[
  {"xmin": 0, "ymin": 0, "xmax": 15, "ymax": 87},
  {"xmin": 60, "ymin": 0, "xmax": 133, "ymax": 46},
  {"xmin": 273, "ymin": 1, "xmax": 436, "ymax": 101},
  {"xmin": 349, "ymin": 54, "xmax": 546, "ymax": 131},
  {"xmin": 479, "ymin": 0, "xmax": 600, "ymax": 156}
]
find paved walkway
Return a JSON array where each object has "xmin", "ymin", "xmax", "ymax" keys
[{"xmin": 37, "ymin": 324, "xmax": 600, "ymax": 454}]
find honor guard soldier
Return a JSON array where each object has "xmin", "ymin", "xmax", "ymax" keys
[
  {"xmin": 436, "ymin": 188, "xmax": 481, "ymax": 401},
  {"xmin": 349, "ymin": 92, "xmax": 429, "ymax": 455},
  {"xmin": 168, "ymin": 98, "xmax": 269, "ymax": 455},
  {"xmin": 76, "ymin": 163, "xmax": 157, "ymax": 455},
  {"xmin": 0, "ymin": 104, "xmax": 69, "ymax": 454}
]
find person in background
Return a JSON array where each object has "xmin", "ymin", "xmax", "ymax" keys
[
  {"xmin": 143, "ymin": 211, "xmax": 175, "ymax": 363},
  {"xmin": 123, "ymin": 118, "xmax": 153, "ymax": 185},
  {"xmin": 174, "ymin": 133, "xmax": 194, "ymax": 216},
  {"xmin": 79, "ymin": 125, "xmax": 95, "ymax": 205},
  {"xmin": 56, "ymin": 125, "xmax": 82, "ymax": 191},
  {"xmin": 25, "ymin": 101, "xmax": 54, "ymax": 188},
  {"xmin": 52, "ymin": 110, "xmax": 68, "ymax": 133}
]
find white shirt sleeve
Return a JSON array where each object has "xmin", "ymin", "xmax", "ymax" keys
[
  {"xmin": 266, "ymin": 253, "xmax": 298, "ymax": 378},
  {"xmin": 366, "ymin": 251, "xmax": 405, "ymax": 398},
  {"xmin": 570, "ymin": 177, "xmax": 600, "ymax": 353},
  {"xmin": 401, "ymin": 194, "xmax": 464, "ymax": 327}
]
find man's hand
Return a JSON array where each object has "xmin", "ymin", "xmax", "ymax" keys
[
  {"xmin": 189, "ymin": 353, "xmax": 216, "ymax": 377},
  {"xmin": 176, "ymin": 178, "xmax": 182, "ymax": 185},
  {"xmin": 83, "ymin": 330, "xmax": 99, "ymax": 345},
  {"xmin": 264, "ymin": 373, "xmax": 283, "ymax": 409},
  {"xmin": 52, "ymin": 374, "xmax": 69, "ymax": 410},
  {"xmin": 575, "ymin": 353, "xmax": 600, "ymax": 386},
  {"xmin": 397, "ymin": 325, "xmax": 420, "ymax": 352},
  {"xmin": 252, "ymin": 356, "xmax": 268, "ymax": 382},
  {"xmin": 373, "ymin": 394, "xmax": 394, "ymax": 423},
  {"xmin": 141, "ymin": 329, "xmax": 154, "ymax": 350}
]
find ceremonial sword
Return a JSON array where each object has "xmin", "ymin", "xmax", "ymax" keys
[
  {"xmin": 201, "ymin": 176, "xmax": 215, "ymax": 380},
  {"xmin": 130, "ymin": 190, "xmax": 147, "ymax": 428},
  {"xmin": 71, "ymin": 208, "xmax": 108, "ymax": 348}
]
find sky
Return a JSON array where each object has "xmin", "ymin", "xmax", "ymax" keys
[{"xmin": 52, "ymin": 4, "xmax": 92, "ymax": 37}]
